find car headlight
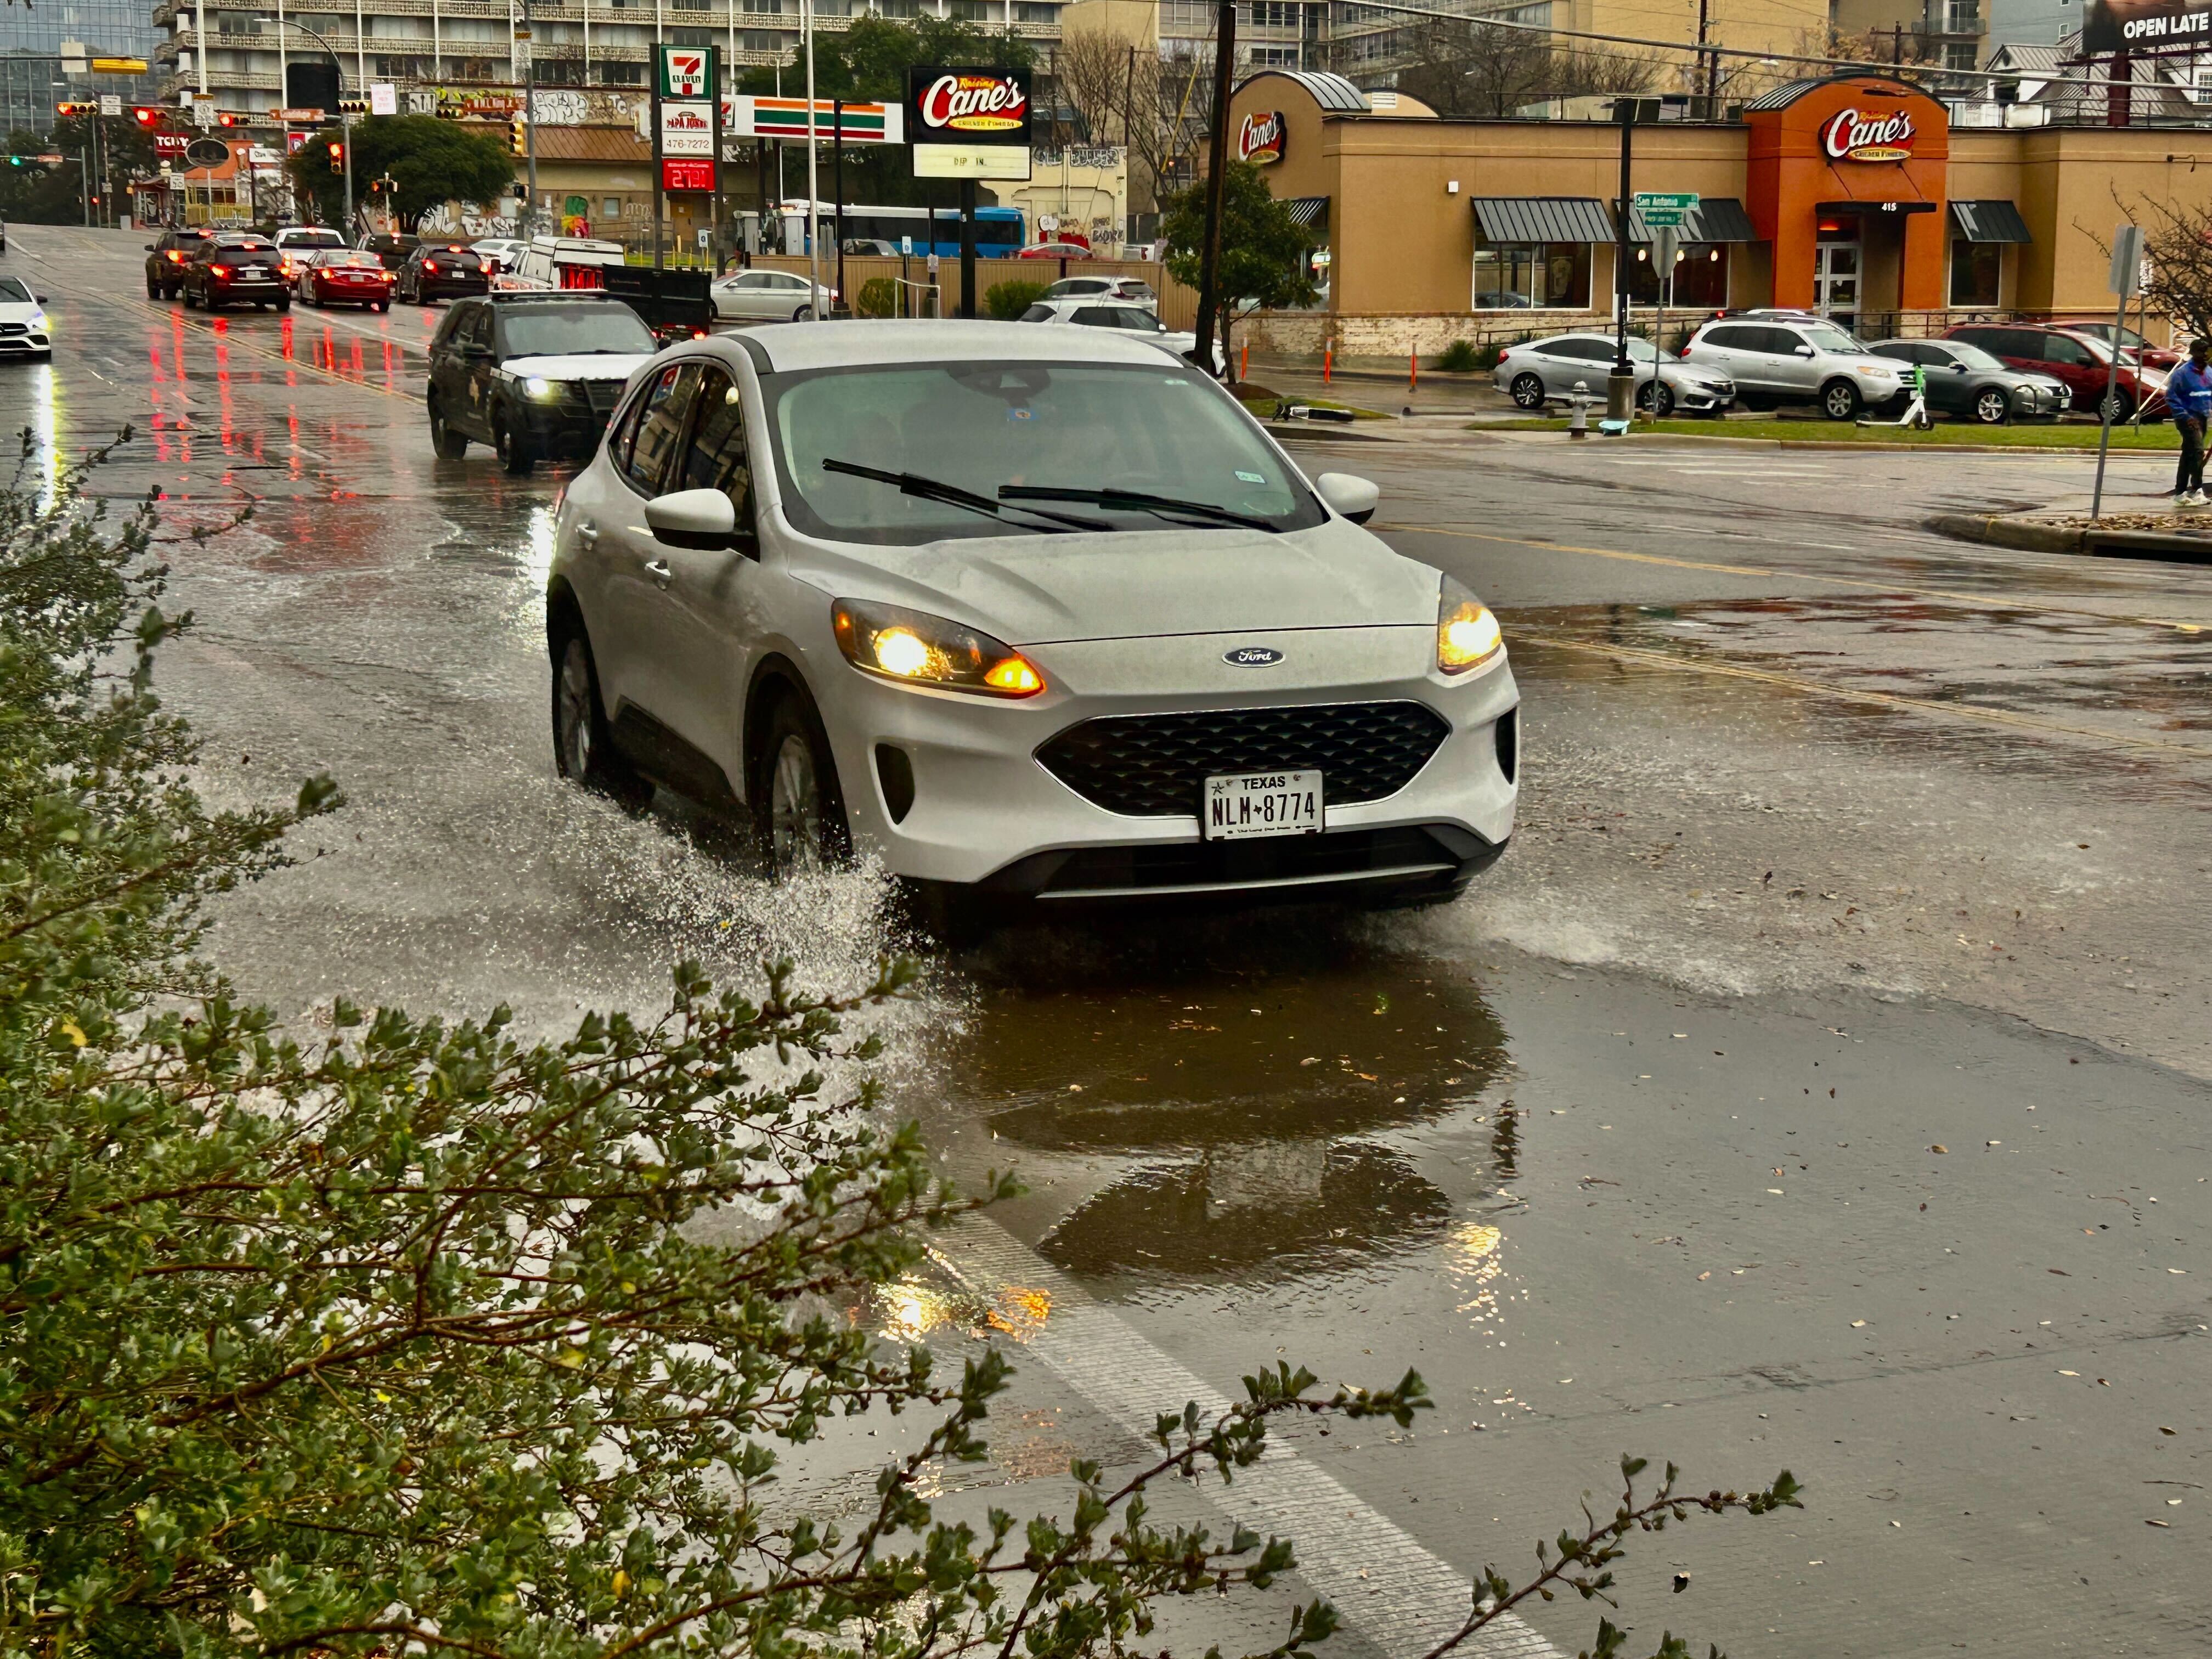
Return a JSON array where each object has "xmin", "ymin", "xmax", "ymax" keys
[
  {"xmin": 29, "ymin": 312, "xmax": 47, "ymax": 330},
  {"xmin": 523, "ymin": 376, "xmax": 563, "ymax": 400},
  {"xmin": 1437, "ymin": 575, "xmax": 1504, "ymax": 675},
  {"xmin": 831, "ymin": 599, "xmax": 1045, "ymax": 698}
]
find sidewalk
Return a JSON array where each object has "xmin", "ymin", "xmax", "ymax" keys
[{"xmin": 1929, "ymin": 491, "xmax": 2212, "ymax": 562}]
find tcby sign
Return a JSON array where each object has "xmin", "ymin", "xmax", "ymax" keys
[
  {"xmin": 1821, "ymin": 107, "xmax": 1916, "ymax": 162},
  {"xmin": 909, "ymin": 67, "xmax": 1031, "ymax": 143},
  {"xmin": 1236, "ymin": 109, "xmax": 1285, "ymax": 164}
]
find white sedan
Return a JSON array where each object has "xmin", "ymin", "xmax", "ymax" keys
[
  {"xmin": 545, "ymin": 321, "xmax": 1517, "ymax": 921},
  {"xmin": 0, "ymin": 274, "xmax": 53, "ymax": 362},
  {"xmin": 712, "ymin": 268, "xmax": 837, "ymax": 323},
  {"xmin": 1017, "ymin": 296, "xmax": 1224, "ymax": 374}
]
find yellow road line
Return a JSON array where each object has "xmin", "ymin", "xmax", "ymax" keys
[
  {"xmin": 1514, "ymin": 628, "xmax": 2212, "ymax": 760},
  {"xmin": 1379, "ymin": 521, "xmax": 2209, "ymax": 636}
]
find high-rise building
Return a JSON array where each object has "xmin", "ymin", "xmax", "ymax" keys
[
  {"xmin": 152, "ymin": 0, "xmax": 1067, "ymax": 116},
  {"xmin": 1, "ymin": 0, "xmax": 160, "ymax": 132}
]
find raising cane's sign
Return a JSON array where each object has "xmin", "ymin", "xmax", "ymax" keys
[
  {"xmin": 907, "ymin": 67, "xmax": 1032, "ymax": 145},
  {"xmin": 1236, "ymin": 109, "xmax": 1286, "ymax": 165},
  {"xmin": 1821, "ymin": 106, "xmax": 1916, "ymax": 163}
]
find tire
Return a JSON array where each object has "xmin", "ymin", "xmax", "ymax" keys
[
  {"xmin": 1972, "ymin": 386, "xmax": 2011, "ymax": 426},
  {"xmin": 145, "ymin": 273, "xmax": 160, "ymax": 299},
  {"xmin": 550, "ymin": 628, "xmax": 649, "ymax": 810},
  {"xmin": 749, "ymin": 689, "xmax": 851, "ymax": 877},
  {"xmin": 181, "ymin": 285, "xmax": 198, "ymax": 309},
  {"xmin": 376, "ymin": 300, "xmax": 391, "ymax": 313},
  {"xmin": 275, "ymin": 297, "xmax": 290, "ymax": 313},
  {"xmin": 2101, "ymin": 388, "xmax": 2135, "ymax": 422},
  {"xmin": 1820, "ymin": 377, "xmax": 1861, "ymax": 421},
  {"xmin": 428, "ymin": 398, "xmax": 469, "ymax": 460},
  {"xmin": 493, "ymin": 410, "xmax": 534, "ymax": 476},
  {"xmin": 792, "ymin": 305, "xmax": 812, "ymax": 323},
  {"xmin": 1509, "ymin": 372, "xmax": 1547, "ymax": 410},
  {"xmin": 205, "ymin": 292, "xmax": 222, "ymax": 313},
  {"xmin": 1635, "ymin": 381, "xmax": 1676, "ymax": 418}
]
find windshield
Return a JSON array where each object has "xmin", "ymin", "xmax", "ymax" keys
[
  {"xmin": 764, "ymin": 360, "xmax": 1324, "ymax": 545},
  {"xmin": 1943, "ymin": 341, "xmax": 2008, "ymax": 373},
  {"xmin": 320, "ymin": 251, "xmax": 384, "ymax": 268},
  {"xmin": 0, "ymin": 278, "xmax": 32, "ymax": 304},
  {"xmin": 1799, "ymin": 323, "xmax": 1868, "ymax": 354},
  {"xmin": 500, "ymin": 304, "xmax": 655, "ymax": 357},
  {"xmin": 284, "ymin": 230, "xmax": 345, "ymax": 247}
]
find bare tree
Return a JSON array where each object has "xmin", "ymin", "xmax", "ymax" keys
[
  {"xmin": 1397, "ymin": 20, "xmax": 1658, "ymax": 117},
  {"xmin": 2117, "ymin": 194, "xmax": 2212, "ymax": 342},
  {"xmin": 1054, "ymin": 28, "xmax": 1165, "ymax": 208}
]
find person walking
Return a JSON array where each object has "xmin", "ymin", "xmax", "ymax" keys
[{"xmin": 2166, "ymin": 336, "xmax": 2212, "ymax": 507}]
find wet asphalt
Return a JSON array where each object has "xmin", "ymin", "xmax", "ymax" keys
[{"xmin": 5, "ymin": 225, "xmax": 2207, "ymax": 1657}]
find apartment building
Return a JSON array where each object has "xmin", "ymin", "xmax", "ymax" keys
[
  {"xmin": 154, "ymin": 0, "xmax": 1069, "ymax": 116},
  {"xmin": 2, "ymin": 0, "xmax": 160, "ymax": 132},
  {"xmin": 1831, "ymin": 0, "xmax": 1990, "ymax": 72}
]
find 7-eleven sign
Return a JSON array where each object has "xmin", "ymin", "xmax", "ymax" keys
[{"xmin": 659, "ymin": 46, "xmax": 710, "ymax": 98}]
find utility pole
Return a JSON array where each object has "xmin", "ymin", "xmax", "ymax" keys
[
  {"xmin": 1695, "ymin": 0, "xmax": 1712, "ymax": 119},
  {"xmin": 196, "ymin": 0, "xmax": 208, "ymax": 95},
  {"xmin": 522, "ymin": 0, "xmax": 539, "ymax": 237},
  {"xmin": 1192, "ymin": 0, "xmax": 1235, "ymax": 377},
  {"xmin": 804, "ymin": 0, "xmax": 821, "ymax": 315},
  {"xmin": 832, "ymin": 97, "xmax": 845, "ymax": 307},
  {"xmin": 1609, "ymin": 97, "xmax": 1641, "ymax": 424}
]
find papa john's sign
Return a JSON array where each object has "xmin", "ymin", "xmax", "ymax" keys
[
  {"xmin": 1821, "ymin": 106, "xmax": 1916, "ymax": 163},
  {"xmin": 1235, "ymin": 109, "xmax": 1285, "ymax": 165}
]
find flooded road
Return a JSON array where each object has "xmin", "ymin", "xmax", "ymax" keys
[{"xmin": 7, "ymin": 225, "xmax": 2207, "ymax": 1658}]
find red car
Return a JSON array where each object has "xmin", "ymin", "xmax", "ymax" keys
[
  {"xmin": 1017, "ymin": 241, "xmax": 1096, "ymax": 260},
  {"xmin": 295, "ymin": 249, "xmax": 397, "ymax": 312},
  {"xmin": 1944, "ymin": 322, "xmax": 2169, "ymax": 421},
  {"xmin": 2053, "ymin": 320, "xmax": 2181, "ymax": 371}
]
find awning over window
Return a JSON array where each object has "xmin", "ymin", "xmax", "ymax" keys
[
  {"xmin": 1471, "ymin": 196, "xmax": 1616, "ymax": 244},
  {"xmin": 1614, "ymin": 196, "xmax": 1758, "ymax": 244},
  {"xmin": 1283, "ymin": 195, "xmax": 1329, "ymax": 227},
  {"xmin": 1949, "ymin": 199, "xmax": 2032, "ymax": 243}
]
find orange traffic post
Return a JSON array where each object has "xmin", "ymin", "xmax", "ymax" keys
[
  {"xmin": 1410, "ymin": 351, "xmax": 1418, "ymax": 392},
  {"xmin": 1240, "ymin": 342, "xmax": 1249, "ymax": 380},
  {"xmin": 1323, "ymin": 345, "xmax": 1332, "ymax": 385}
]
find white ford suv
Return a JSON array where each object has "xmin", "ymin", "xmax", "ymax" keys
[
  {"xmin": 1682, "ymin": 314, "xmax": 1905, "ymax": 419},
  {"xmin": 544, "ymin": 321, "xmax": 1520, "ymax": 921}
]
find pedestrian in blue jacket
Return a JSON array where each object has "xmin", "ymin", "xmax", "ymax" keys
[{"xmin": 2166, "ymin": 336, "xmax": 2212, "ymax": 506}]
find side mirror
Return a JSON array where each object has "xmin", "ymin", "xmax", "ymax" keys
[
  {"xmin": 34, "ymin": 294, "xmax": 47, "ymax": 305},
  {"xmin": 1793, "ymin": 345, "xmax": 1815, "ymax": 358},
  {"xmin": 1951, "ymin": 363, "xmax": 1968, "ymax": 373},
  {"xmin": 144, "ymin": 243, "xmax": 155, "ymax": 251},
  {"xmin": 645, "ymin": 487, "xmax": 740, "ymax": 551},
  {"xmin": 1314, "ymin": 471, "xmax": 1379, "ymax": 525}
]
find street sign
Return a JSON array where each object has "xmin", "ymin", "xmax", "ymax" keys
[
  {"xmin": 2109, "ymin": 223, "xmax": 2145, "ymax": 297},
  {"xmin": 369, "ymin": 83, "xmax": 397, "ymax": 116},
  {"xmin": 91, "ymin": 57, "xmax": 149, "ymax": 75},
  {"xmin": 99, "ymin": 95, "xmax": 123, "ymax": 116},
  {"xmin": 184, "ymin": 137, "xmax": 231, "ymax": 168},
  {"xmin": 1652, "ymin": 224, "xmax": 1681, "ymax": 270},
  {"xmin": 1633, "ymin": 189, "xmax": 1697, "ymax": 229},
  {"xmin": 272, "ymin": 107, "xmax": 325, "ymax": 122}
]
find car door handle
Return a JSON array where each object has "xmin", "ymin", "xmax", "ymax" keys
[
  {"xmin": 646, "ymin": 558, "xmax": 671, "ymax": 588},
  {"xmin": 574, "ymin": 521, "xmax": 598, "ymax": 546}
]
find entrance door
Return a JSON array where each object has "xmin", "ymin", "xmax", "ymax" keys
[{"xmin": 1815, "ymin": 236, "xmax": 1860, "ymax": 333}]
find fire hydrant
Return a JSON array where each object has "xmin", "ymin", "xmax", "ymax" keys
[{"xmin": 1568, "ymin": 380, "xmax": 1593, "ymax": 439}]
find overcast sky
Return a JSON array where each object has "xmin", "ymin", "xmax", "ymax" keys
[{"xmin": 1988, "ymin": 0, "xmax": 2079, "ymax": 49}]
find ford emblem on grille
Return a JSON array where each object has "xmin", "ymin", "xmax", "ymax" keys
[{"xmin": 1223, "ymin": 646, "xmax": 1285, "ymax": 667}]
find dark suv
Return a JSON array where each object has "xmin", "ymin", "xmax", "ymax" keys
[
  {"xmin": 398, "ymin": 241, "xmax": 494, "ymax": 304},
  {"xmin": 425, "ymin": 294, "xmax": 660, "ymax": 475},
  {"xmin": 1944, "ymin": 323, "xmax": 2168, "ymax": 421},
  {"xmin": 180, "ymin": 234, "xmax": 289, "ymax": 313},
  {"xmin": 144, "ymin": 227, "xmax": 215, "ymax": 301}
]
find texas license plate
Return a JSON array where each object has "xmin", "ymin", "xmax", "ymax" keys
[{"xmin": 1203, "ymin": 770, "xmax": 1323, "ymax": 840}]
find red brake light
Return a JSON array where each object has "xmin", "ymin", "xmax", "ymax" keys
[
  {"xmin": 479, "ymin": 260, "xmax": 492, "ymax": 274},
  {"xmin": 1496, "ymin": 349, "xmax": 1509, "ymax": 362},
  {"xmin": 210, "ymin": 264, "xmax": 230, "ymax": 278},
  {"xmin": 166, "ymin": 250, "xmax": 183, "ymax": 262}
]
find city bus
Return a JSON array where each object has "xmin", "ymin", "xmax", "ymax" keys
[{"xmin": 768, "ymin": 200, "xmax": 1024, "ymax": 258}]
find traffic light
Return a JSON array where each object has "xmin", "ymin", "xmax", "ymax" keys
[
  {"xmin": 509, "ymin": 115, "xmax": 526, "ymax": 156},
  {"xmin": 338, "ymin": 98, "xmax": 368, "ymax": 116},
  {"xmin": 327, "ymin": 139, "xmax": 345, "ymax": 174},
  {"xmin": 54, "ymin": 101, "xmax": 95, "ymax": 117},
  {"xmin": 132, "ymin": 106, "xmax": 160, "ymax": 127},
  {"xmin": 216, "ymin": 111, "xmax": 240, "ymax": 127}
]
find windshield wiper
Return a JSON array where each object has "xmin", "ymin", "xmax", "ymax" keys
[
  {"xmin": 998, "ymin": 484, "xmax": 1279, "ymax": 533},
  {"xmin": 822, "ymin": 459, "xmax": 1109, "ymax": 533}
]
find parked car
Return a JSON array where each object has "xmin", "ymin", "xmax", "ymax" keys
[
  {"xmin": 1493, "ymin": 332, "xmax": 1734, "ymax": 417},
  {"xmin": 425, "ymin": 292, "xmax": 659, "ymax": 476},
  {"xmin": 357, "ymin": 232, "xmax": 421, "ymax": 271},
  {"xmin": 294, "ymin": 248, "xmax": 397, "ymax": 311},
  {"xmin": 841, "ymin": 238, "xmax": 903, "ymax": 256},
  {"xmin": 1040, "ymin": 274, "xmax": 1156, "ymax": 309},
  {"xmin": 711, "ymin": 268, "xmax": 836, "ymax": 322},
  {"xmin": 179, "ymin": 233, "xmax": 289, "ymax": 313},
  {"xmin": 143, "ymin": 227, "xmax": 215, "ymax": 300},
  {"xmin": 272, "ymin": 225, "xmax": 347, "ymax": 259},
  {"xmin": 0, "ymin": 274, "xmax": 52, "ymax": 361},
  {"xmin": 1864, "ymin": 337, "xmax": 2069, "ymax": 424},
  {"xmin": 1017, "ymin": 241, "xmax": 1095, "ymax": 260},
  {"xmin": 544, "ymin": 320, "xmax": 1517, "ymax": 915},
  {"xmin": 2052, "ymin": 319, "xmax": 2180, "ymax": 371},
  {"xmin": 397, "ymin": 241, "xmax": 494, "ymax": 304},
  {"xmin": 1681, "ymin": 314, "xmax": 1904, "ymax": 419},
  {"xmin": 1015, "ymin": 297, "xmax": 1223, "ymax": 373},
  {"xmin": 1943, "ymin": 322, "xmax": 2167, "ymax": 420},
  {"xmin": 471, "ymin": 236, "xmax": 531, "ymax": 271}
]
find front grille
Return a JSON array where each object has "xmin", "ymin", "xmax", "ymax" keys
[
  {"xmin": 583, "ymin": 381, "xmax": 623, "ymax": 414},
  {"xmin": 1037, "ymin": 701, "xmax": 1450, "ymax": 818},
  {"xmin": 0, "ymin": 323, "xmax": 24, "ymax": 337}
]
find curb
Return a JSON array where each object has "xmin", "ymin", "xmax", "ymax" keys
[
  {"xmin": 1468, "ymin": 426, "xmax": 2176, "ymax": 455},
  {"xmin": 1926, "ymin": 511, "xmax": 2212, "ymax": 563}
]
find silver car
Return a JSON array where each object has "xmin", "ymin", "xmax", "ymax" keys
[
  {"xmin": 711, "ymin": 268, "xmax": 837, "ymax": 323},
  {"xmin": 1681, "ymin": 315, "xmax": 1905, "ymax": 420},
  {"xmin": 1493, "ymin": 333, "xmax": 1735, "ymax": 417},
  {"xmin": 1039, "ymin": 274, "xmax": 1158, "ymax": 309}
]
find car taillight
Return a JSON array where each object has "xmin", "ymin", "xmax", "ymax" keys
[
  {"xmin": 478, "ymin": 260, "xmax": 492, "ymax": 274},
  {"xmin": 423, "ymin": 261, "xmax": 438, "ymax": 273},
  {"xmin": 1496, "ymin": 349, "xmax": 1509, "ymax": 362},
  {"xmin": 166, "ymin": 250, "xmax": 183, "ymax": 262},
  {"xmin": 210, "ymin": 264, "xmax": 230, "ymax": 278}
]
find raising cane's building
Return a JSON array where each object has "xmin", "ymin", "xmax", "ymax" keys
[{"xmin": 1227, "ymin": 69, "xmax": 2200, "ymax": 354}]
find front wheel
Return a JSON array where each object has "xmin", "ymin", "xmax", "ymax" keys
[
  {"xmin": 551, "ymin": 630, "xmax": 649, "ymax": 809},
  {"xmin": 275, "ymin": 297, "xmax": 290, "ymax": 312},
  {"xmin": 1636, "ymin": 381, "xmax": 1676, "ymax": 418},
  {"xmin": 1973, "ymin": 386, "xmax": 2011, "ymax": 425},
  {"xmin": 493, "ymin": 410, "xmax": 534, "ymax": 476},
  {"xmin": 791, "ymin": 304, "xmax": 813, "ymax": 323},
  {"xmin": 428, "ymin": 398, "xmax": 469, "ymax": 459},
  {"xmin": 1820, "ymin": 378, "xmax": 1861, "ymax": 421},
  {"xmin": 144, "ymin": 274, "xmax": 160, "ymax": 299},
  {"xmin": 750, "ymin": 691, "xmax": 851, "ymax": 878},
  {"xmin": 1509, "ymin": 372, "xmax": 1546, "ymax": 410}
]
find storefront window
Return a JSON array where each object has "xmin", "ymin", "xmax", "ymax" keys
[
  {"xmin": 1624, "ymin": 243, "xmax": 1729, "ymax": 309},
  {"xmin": 1472, "ymin": 238, "xmax": 1592, "ymax": 311},
  {"xmin": 1950, "ymin": 240, "xmax": 2001, "ymax": 307}
]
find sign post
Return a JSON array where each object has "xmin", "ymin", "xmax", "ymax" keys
[
  {"xmin": 1630, "ymin": 190, "xmax": 1695, "ymax": 424},
  {"xmin": 1649, "ymin": 223, "xmax": 1681, "ymax": 421},
  {"xmin": 2092, "ymin": 222, "xmax": 2145, "ymax": 522}
]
